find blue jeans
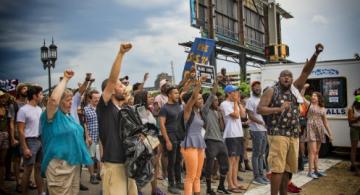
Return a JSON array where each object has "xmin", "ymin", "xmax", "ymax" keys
[{"xmin": 251, "ymin": 131, "xmax": 267, "ymax": 178}]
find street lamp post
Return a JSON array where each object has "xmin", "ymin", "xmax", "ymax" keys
[{"xmin": 41, "ymin": 38, "xmax": 57, "ymax": 94}]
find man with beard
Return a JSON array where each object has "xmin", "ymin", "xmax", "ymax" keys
[
  {"xmin": 246, "ymin": 81, "xmax": 269, "ymax": 185},
  {"xmin": 96, "ymin": 43, "xmax": 137, "ymax": 195},
  {"xmin": 159, "ymin": 86, "xmax": 183, "ymax": 194},
  {"xmin": 17, "ymin": 85, "xmax": 45, "ymax": 195},
  {"xmin": 257, "ymin": 43, "xmax": 324, "ymax": 195},
  {"xmin": 6, "ymin": 83, "xmax": 28, "ymax": 193}
]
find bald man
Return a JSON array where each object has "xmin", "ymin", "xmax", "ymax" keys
[{"xmin": 257, "ymin": 44, "xmax": 324, "ymax": 195}]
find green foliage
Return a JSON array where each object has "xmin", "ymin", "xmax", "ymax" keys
[{"xmin": 238, "ymin": 82, "xmax": 250, "ymax": 97}]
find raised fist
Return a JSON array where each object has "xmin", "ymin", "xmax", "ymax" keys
[
  {"xmin": 304, "ymin": 83, "xmax": 310, "ymax": 89},
  {"xmin": 120, "ymin": 43, "xmax": 132, "ymax": 54},
  {"xmin": 64, "ymin": 69, "xmax": 74, "ymax": 80},
  {"xmin": 315, "ymin": 43, "xmax": 324, "ymax": 54}
]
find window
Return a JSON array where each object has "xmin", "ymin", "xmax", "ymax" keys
[{"xmin": 306, "ymin": 77, "xmax": 347, "ymax": 108}]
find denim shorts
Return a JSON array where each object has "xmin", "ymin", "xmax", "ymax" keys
[{"xmin": 21, "ymin": 138, "xmax": 42, "ymax": 166}]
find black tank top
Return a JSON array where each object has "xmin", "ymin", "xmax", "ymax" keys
[{"xmin": 266, "ymin": 84, "xmax": 300, "ymax": 137}]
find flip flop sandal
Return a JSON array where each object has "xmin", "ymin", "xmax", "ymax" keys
[
  {"xmin": 228, "ymin": 188, "xmax": 242, "ymax": 193},
  {"xmin": 236, "ymin": 185, "xmax": 247, "ymax": 190}
]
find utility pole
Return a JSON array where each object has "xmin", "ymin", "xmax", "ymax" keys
[
  {"xmin": 207, "ymin": 0, "xmax": 217, "ymax": 76},
  {"xmin": 171, "ymin": 61, "xmax": 176, "ymax": 85}
]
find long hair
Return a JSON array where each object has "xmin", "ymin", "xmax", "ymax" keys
[
  {"xmin": 134, "ymin": 90, "xmax": 149, "ymax": 109},
  {"xmin": 313, "ymin": 91, "xmax": 325, "ymax": 107}
]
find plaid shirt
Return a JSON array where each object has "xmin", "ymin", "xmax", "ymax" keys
[{"xmin": 84, "ymin": 105, "xmax": 99, "ymax": 143}]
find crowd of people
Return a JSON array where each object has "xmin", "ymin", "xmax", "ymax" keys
[{"xmin": 0, "ymin": 42, "xmax": 359, "ymax": 195}]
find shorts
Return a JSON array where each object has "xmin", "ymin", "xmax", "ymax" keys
[
  {"xmin": 101, "ymin": 162, "xmax": 138, "ymax": 195},
  {"xmin": 21, "ymin": 138, "xmax": 42, "ymax": 166},
  {"xmin": 89, "ymin": 143, "xmax": 100, "ymax": 161},
  {"xmin": 225, "ymin": 137, "xmax": 244, "ymax": 157},
  {"xmin": 0, "ymin": 131, "xmax": 9, "ymax": 149},
  {"xmin": 350, "ymin": 126, "xmax": 360, "ymax": 142},
  {"xmin": 268, "ymin": 135, "xmax": 299, "ymax": 174},
  {"xmin": 205, "ymin": 139, "xmax": 228, "ymax": 159}
]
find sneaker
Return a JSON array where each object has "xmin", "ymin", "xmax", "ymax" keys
[
  {"xmin": 207, "ymin": 189, "xmax": 217, "ymax": 195},
  {"xmin": 287, "ymin": 183, "xmax": 300, "ymax": 193},
  {"xmin": 168, "ymin": 186, "xmax": 180, "ymax": 194},
  {"xmin": 80, "ymin": 183, "xmax": 89, "ymax": 191},
  {"xmin": 288, "ymin": 182, "xmax": 302, "ymax": 191},
  {"xmin": 307, "ymin": 172, "xmax": 319, "ymax": 179},
  {"xmin": 175, "ymin": 182, "xmax": 184, "ymax": 190},
  {"xmin": 96, "ymin": 173, "xmax": 102, "ymax": 181},
  {"xmin": 152, "ymin": 188, "xmax": 166, "ymax": 195},
  {"xmin": 315, "ymin": 171, "xmax": 327, "ymax": 177},
  {"xmin": 90, "ymin": 175, "xmax": 100, "ymax": 184},
  {"xmin": 252, "ymin": 177, "xmax": 268, "ymax": 185},
  {"xmin": 261, "ymin": 176, "xmax": 270, "ymax": 183},
  {"xmin": 217, "ymin": 187, "xmax": 232, "ymax": 194}
]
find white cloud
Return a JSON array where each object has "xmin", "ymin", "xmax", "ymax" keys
[
  {"xmin": 51, "ymin": 0, "xmax": 199, "ymax": 89},
  {"xmin": 311, "ymin": 15, "xmax": 329, "ymax": 25}
]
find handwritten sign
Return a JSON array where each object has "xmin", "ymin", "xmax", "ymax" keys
[{"xmin": 195, "ymin": 63, "xmax": 215, "ymax": 88}]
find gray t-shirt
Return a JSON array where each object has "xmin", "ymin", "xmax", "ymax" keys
[
  {"xmin": 246, "ymin": 95, "xmax": 267, "ymax": 132},
  {"xmin": 159, "ymin": 103, "xmax": 182, "ymax": 134},
  {"xmin": 202, "ymin": 94, "xmax": 223, "ymax": 141}
]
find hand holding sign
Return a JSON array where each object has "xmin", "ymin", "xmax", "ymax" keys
[{"xmin": 195, "ymin": 63, "xmax": 215, "ymax": 88}]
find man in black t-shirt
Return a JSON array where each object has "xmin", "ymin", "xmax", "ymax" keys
[
  {"xmin": 96, "ymin": 43, "xmax": 138, "ymax": 195},
  {"xmin": 159, "ymin": 86, "xmax": 183, "ymax": 194}
]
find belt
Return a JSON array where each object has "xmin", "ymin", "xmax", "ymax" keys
[{"xmin": 25, "ymin": 136, "xmax": 40, "ymax": 140}]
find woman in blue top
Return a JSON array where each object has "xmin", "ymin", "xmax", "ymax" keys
[
  {"xmin": 41, "ymin": 70, "xmax": 92, "ymax": 195},
  {"xmin": 180, "ymin": 76, "xmax": 206, "ymax": 195}
]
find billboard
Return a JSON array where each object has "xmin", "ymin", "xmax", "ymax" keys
[{"xmin": 183, "ymin": 37, "xmax": 216, "ymax": 77}]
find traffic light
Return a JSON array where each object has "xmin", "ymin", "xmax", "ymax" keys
[{"xmin": 265, "ymin": 44, "xmax": 289, "ymax": 62}]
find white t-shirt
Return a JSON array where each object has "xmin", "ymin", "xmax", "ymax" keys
[
  {"xmin": 220, "ymin": 100, "xmax": 244, "ymax": 138},
  {"xmin": 245, "ymin": 95, "xmax": 267, "ymax": 132},
  {"xmin": 16, "ymin": 104, "xmax": 42, "ymax": 137}
]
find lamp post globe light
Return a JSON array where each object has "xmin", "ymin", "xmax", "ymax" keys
[{"xmin": 41, "ymin": 38, "xmax": 57, "ymax": 94}]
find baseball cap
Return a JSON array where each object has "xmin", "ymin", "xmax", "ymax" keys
[
  {"xmin": 0, "ymin": 90, "xmax": 5, "ymax": 97},
  {"xmin": 224, "ymin": 85, "xmax": 239, "ymax": 93},
  {"xmin": 251, "ymin": 81, "xmax": 261, "ymax": 87},
  {"xmin": 159, "ymin": 79, "xmax": 168, "ymax": 88}
]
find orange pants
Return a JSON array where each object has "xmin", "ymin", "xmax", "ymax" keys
[{"xmin": 181, "ymin": 147, "xmax": 205, "ymax": 195}]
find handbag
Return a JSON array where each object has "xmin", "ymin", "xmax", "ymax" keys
[{"xmin": 299, "ymin": 103, "xmax": 311, "ymax": 128}]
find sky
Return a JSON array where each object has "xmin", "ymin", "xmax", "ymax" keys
[{"xmin": 0, "ymin": 0, "xmax": 359, "ymax": 90}]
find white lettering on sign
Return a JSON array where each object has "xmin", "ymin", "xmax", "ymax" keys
[{"xmin": 326, "ymin": 108, "xmax": 346, "ymax": 115}]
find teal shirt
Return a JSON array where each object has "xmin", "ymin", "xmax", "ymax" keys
[{"xmin": 40, "ymin": 109, "xmax": 93, "ymax": 175}]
